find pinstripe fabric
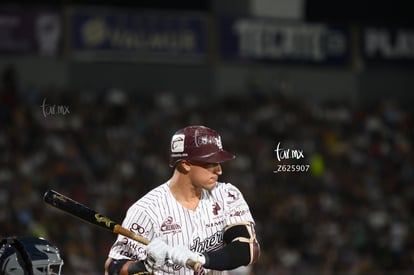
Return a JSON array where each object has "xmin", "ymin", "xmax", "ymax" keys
[{"xmin": 108, "ymin": 181, "xmax": 254, "ymax": 275}]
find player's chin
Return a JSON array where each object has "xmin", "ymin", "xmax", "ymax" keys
[{"xmin": 204, "ymin": 180, "xmax": 217, "ymax": 190}]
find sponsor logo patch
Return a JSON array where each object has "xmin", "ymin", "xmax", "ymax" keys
[
  {"xmin": 212, "ymin": 202, "xmax": 221, "ymax": 215},
  {"xmin": 171, "ymin": 134, "xmax": 185, "ymax": 153},
  {"xmin": 161, "ymin": 216, "xmax": 182, "ymax": 234}
]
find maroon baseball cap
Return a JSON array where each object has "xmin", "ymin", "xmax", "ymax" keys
[{"xmin": 169, "ymin": 125, "xmax": 235, "ymax": 167}]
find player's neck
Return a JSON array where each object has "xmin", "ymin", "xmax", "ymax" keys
[{"xmin": 169, "ymin": 171, "xmax": 201, "ymax": 211}]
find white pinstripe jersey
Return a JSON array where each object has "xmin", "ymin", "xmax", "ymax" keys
[{"xmin": 108, "ymin": 181, "xmax": 255, "ymax": 275}]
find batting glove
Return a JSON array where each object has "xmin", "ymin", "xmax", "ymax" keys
[
  {"xmin": 145, "ymin": 238, "xmax": 171, "ymax": 271},
  {"xmin": 167, "ymin": 246, "xmax": 206, "ymax": 268}
]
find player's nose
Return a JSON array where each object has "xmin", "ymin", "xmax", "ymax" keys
[{"xmin": 214, "ymin": 163, "xmax": 222, "ymax": 175}]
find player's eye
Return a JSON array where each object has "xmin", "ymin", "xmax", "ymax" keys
[{"xmin": 188, "ymin": 160, "xmax": 219, "ymax": 169}]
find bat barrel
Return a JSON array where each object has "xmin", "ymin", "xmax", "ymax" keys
[
  {"xmin": 43, "ymin": 189, "xmax": 117, "ymax": 231},
  {"xmin": 43, "ymin": 189, "xmax": 57, "ymax": 205}
]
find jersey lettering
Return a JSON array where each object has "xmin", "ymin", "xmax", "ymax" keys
[{"xmin": 191, "ymin": 231, "xmax": 223, "ymax": 253}]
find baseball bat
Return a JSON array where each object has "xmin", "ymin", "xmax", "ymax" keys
[{"xmin": 43, "ymin": 189, "xmax": 201, "ymax": 272}]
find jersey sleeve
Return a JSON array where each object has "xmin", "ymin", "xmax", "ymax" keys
[
  {"xmin": 221, "ymin": 183, "xmax": 255, "ymax": 226},
  {"xmin": 108, "ymin": 203, "xmax": 155, "ymax": 261}
]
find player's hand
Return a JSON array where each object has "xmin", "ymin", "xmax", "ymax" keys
[
  {"xmin": 144, "ymin": 238, "xmax": 171, "ymax": 272},
  {"xmin": 167, "ymin": 246, "xmax": 206, "ymax": 268}
]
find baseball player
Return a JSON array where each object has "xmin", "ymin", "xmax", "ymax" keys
[{"xmin": 104, "ymin": 125, "xmax": 260, "ymax": 275}]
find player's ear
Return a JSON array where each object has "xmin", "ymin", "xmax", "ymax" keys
[{"xmin": 176, "ymin": 160, "xmax": 191, "ymax": 173}]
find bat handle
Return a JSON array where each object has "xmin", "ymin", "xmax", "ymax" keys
[
  {"xmin": 115, "ymin": 225, "xmax": 202, "ymax": 272},
  {"xmin": 113, "ymin": 225, "xmax": 150, "ymax": 245},
  {"xmin": 186, "ymin": 259, "xmax": 203, "ymax": 272}
]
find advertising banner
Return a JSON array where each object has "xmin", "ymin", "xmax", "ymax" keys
[
  {"xmin": 0, "ymin": 7, "xmax": 61, "ymax": 56},
  {"xmin": 361, "ymin": 27, "xmax": 414, "ymax": 65},
  {"xmin": 219, "ymin": 16, "xmax": 350, "ymax": 65},
  {"xmin": 69, "ymin": 8, "xmax": 208, "ymax": 61}
]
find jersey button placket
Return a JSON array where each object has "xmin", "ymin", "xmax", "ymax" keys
[{"xmin": 191, "ymin": 210, "xmax": 202, "ymax": 240}]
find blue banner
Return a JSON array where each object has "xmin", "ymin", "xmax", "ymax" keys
[
  {"xmin": 70, "ymin": 8, "xmax": 208, "ymax": 61},
  {"xmin": 219, "ymin": 16, "xmax": 350, "ymax": 65}
]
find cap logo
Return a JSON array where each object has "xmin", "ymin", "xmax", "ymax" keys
[
  {"xmin": 195, "ymin": 135, "xmax": 223, "ymax": 149},
  {"xmin": 171, "ymin": 134, "xmax": 185, "ymax": 153}
]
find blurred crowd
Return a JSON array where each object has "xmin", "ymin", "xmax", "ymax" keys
[{"xmin": 1, "ymin": 64, "xmax": 414, "ymax": 275}]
